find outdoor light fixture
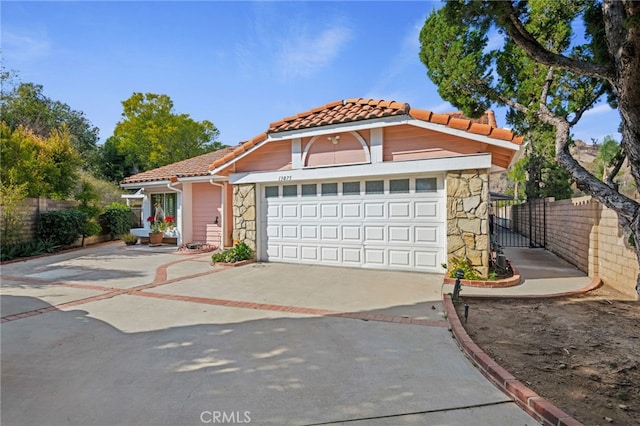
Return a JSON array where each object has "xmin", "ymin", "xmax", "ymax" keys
[
  {"xmin": 452, "ymin": 269, "xmax": 464, "ymax": 302},
  {"xmin": 327, "ymin": 135, "xmax": 340, "ymax": 145}
]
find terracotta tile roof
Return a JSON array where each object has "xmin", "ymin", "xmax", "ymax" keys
[
  {"xmin": 121, "ymin": 147, "xmax": 236, "ymax": 184},
  {"xmin": 268, "ymin": 98, "xmax": 410, "ymax": 133},
  {"xmin": 207, "ymin": 98, "xmax": 523, "ymax": 172}
]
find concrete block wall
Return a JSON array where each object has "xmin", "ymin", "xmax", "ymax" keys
[
  {"xmin": 544, "ymin": 197, "xmax": 594, "ymax": 274},
  {"xmin": 1, "ymin": 197, "xmax": 78, "ymax": 243},
  {"xmin": 595, "ymin": 206, "xmax": 638, "ymax": 296}
]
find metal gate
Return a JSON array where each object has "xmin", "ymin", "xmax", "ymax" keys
[{"xmin": 490, "ymin": 198, "xmax": 546, "ymax": 249}]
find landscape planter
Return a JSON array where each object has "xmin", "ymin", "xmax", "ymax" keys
[
  {"xmin": 211, "ymin": 259, "xmax": 254, "ymax": 267},
  {"xmin": 148, "ymin": 233, "xmax": 163, "ymax": 246},
  {"xmin": 443, "ymin": 267, "xmax": 521, "ymax": 288}
]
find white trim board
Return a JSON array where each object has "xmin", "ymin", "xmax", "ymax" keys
[{"xmin": 229, "ymin": 153, "xmax": 492, "ymax": 184}]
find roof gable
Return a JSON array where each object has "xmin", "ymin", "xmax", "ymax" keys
[{"xmin": 209, "ymin": 98, "xmax": 523, "ymax": 173}]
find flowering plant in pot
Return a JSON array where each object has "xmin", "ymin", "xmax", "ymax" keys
[
  {"xmin": 147, "ymin": 215, "xmax": 175, "ymax": 233},
  {"xmin": 147, "ymin": 215, "xmax": 175, "ymax": 245}
]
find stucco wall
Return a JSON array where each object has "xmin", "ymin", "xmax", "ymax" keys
[
  {"xmin": 446, "ymin": 169, "xmax": 490, "ymax": 277},
  {"xmin": 191, "ymin": 183, "xmax": 222, "ymax": 246}
]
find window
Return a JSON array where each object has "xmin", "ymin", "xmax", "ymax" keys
[
  {"xmin": 389, "ymin": 179, "xmax": 409, "ymax": 194},
  {"xmin": 416, "ymin": 177, "xmax": 437, "ymax": 192},
  {"xmin": 321, "ymin": 183, "xmax": 338, "ymax": 196},
  {"xmin": 150, "ymin": 193, "xmax": 177, "ymax": 219},
  {"xmin": 365, "ymin": 180, "xmax": 384, "ymax": 194},
  {"xmin": 265, "ymin": 186, "xmax": 279, "ymax": 198},
  {"xmin": 301, "ymin": 184, "xmax": 317, "ymax": 196},
  {"xmin": 282, "ymin": 185, "xmax": 297, "ymax": 197},
  {"xmin": 342, "ymin": 181, "xmax": 360, "ymax": 195}
]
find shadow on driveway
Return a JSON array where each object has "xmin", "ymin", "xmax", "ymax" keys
[{"xmin": 1, "ymin": 294, "xmax": 534, "ymax": 426}]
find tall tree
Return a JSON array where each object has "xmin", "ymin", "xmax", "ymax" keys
[
  {"xmin": 0, "ymin": 80, "xmax": 99, "ymax": 169},
  {"xmin": 594, "ymin": 135, "xmax": 623, "ymax": 183},
  {"xmin": 0, "ymin": 123, "xmax": 80, "ymax": 199},
  {"xmin": 109, "ymin": 92, "xmax": 224, "ymax": 176},
  {"xmin": 420, "ymin": 0, "xmax": 640, "ymax": 293}
]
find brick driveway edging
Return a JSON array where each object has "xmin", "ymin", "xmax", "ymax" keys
[{"xmin": 443, "ymin": 294, "xmax": 584, "ymax": 426}]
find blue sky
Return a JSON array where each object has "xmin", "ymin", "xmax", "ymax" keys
[{"xmin": 2, "ymin": 1, "xmax": 621, "ymax": 147}]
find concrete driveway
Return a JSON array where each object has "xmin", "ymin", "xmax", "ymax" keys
[{"xmin": 1, "ymin": 243, "xmax": 537, "ymax": 425}]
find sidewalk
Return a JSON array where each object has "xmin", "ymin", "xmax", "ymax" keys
[{"xmin": 443, "ymin": 247, "xmax": 598, "ymax": 298}]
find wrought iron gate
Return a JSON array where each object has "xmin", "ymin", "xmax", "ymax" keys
[{"xmin": 490, "ymin": 198, "xmax": 546, "ymax": 249}]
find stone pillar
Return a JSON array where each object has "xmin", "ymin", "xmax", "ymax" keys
[
  {"xmin": 446, "ymin": 169, "xmax": 490, "ymax": 277},
  {"xmin": 232, "ymin": 183, "xmax": 257, "ymax": 252}
]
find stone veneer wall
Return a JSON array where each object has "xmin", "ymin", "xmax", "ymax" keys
[
  {"xmin": 232, "ymin": 183, "xmax": 257, "ymax": 252},
  {"xmin": 446, "ymin": 169, "xmax": 490, "ymax": 277}
]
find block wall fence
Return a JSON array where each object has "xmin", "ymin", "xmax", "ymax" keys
[
  {"xmin": 1, "ymin": 197, "xmax": 113, "ymax": 248},
  {"xmin": 515, "ymin": 196, "xmax": 638, "ymax": 298}
]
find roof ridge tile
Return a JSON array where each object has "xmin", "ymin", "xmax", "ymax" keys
[{"xmin": 430, "ymin": 113, "xmax": 451, "ymax": 125}]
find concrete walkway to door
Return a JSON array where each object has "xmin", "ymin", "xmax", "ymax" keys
[{"xmin": 1, "ymin": 242, "xmax": 538, "ymax": 425}]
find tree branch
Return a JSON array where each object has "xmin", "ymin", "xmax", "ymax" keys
[
  {"xmin": 540, "ymin": 68, "xmax": 554, "ymax": 105},
  {"xmin": 569, "ymin": 85, "xmax": 608, "ymax": 126},
  {"xmin": 495, "ymin": 1, "xmax": 614, "ymax": 83},
  {"xmin": 474, "ymin": 79, "xmax": 529, "ymax": 114},
  {"xmin": 606, "ymin": 151, "xmax": 626, "ymax": 188}
]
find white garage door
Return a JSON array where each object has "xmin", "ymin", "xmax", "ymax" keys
[{"xmin": 259, "ymin": 175, "xmax": 445, "ymax": 272}]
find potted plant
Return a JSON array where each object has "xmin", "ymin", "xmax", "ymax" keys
[
  {"xmin": 147, "ymin": 215, "xmax": 175, "ymax": 246},
  {"xmin": 122, "ymin": 233, "xmax": 139, "ymax": 246}
]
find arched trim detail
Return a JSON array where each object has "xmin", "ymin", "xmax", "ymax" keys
[{"xmin": 301, "ymin": 131, "xmax": 371, "ymax": 167}]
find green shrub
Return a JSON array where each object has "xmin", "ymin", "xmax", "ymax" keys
[
  {"xmin": 37, "ymin": 210, "xmax": 86, "ymax": 247},
  {"xmin": 211, "ymin": 241, "xmax": 253, "ymax": 263},
  {"xmin": 1, "ymin": 238, "xmax": 62, "ymax": 261},
  {"xmin": 0, "ymin": 182, "xmax": 28, "ymax": 246},
  {"xmin": 100, "ymin": 202, "xmax": 133, "ymax": 238},
  {"xmin": 82, "ymin": 220, "xmax": 102, "ymax": 238},
  {"xmin": 447, "ymin": 256, "xmax": 482, "ymax": 280},
  {"xmin": 121, "ymin": 233, "xmax": 139, "ymax": 245}
]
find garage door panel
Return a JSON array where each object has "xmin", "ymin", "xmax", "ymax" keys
[
  {"xmin": 342, "ymin": 203, "xmax": 361, "ymax": 218},
  {"xmin": 342, "ymin": 226, "xmax": 361, "ymax": 241},
  {"xmin": 267, "ymin": 205, "xmax": 280, "ymax": 218},
  {"xmin": 266, "ymin": 244, "xmax": 280, "ymax": 258},
  {"xmin": 342, "ymin": 247, "xmax": 361, "ymax": 263},
  {"xmin": 321, "ymin": 225, "xmax": 339, "ymax": 240},
  {"xmin": 321, "ymin": 204, "xmax": 339, "ymax": 218},
  {"xmin": 364, "ymin": 202, "xmax": 384, "ymax": 218},
  {"xmin": 301, "ymin": 246, "xmax": 318, "ymax": 260},
  {"xmin": 415, "ymin": 201, "xmax": 439, "ymax": 219},
  {"xmin": 321, "ymin": 247, "xmax": 339, "ymax": 262},
  {"xmin": 415, "ymin": 226, "xmax": 439, "ymax": 244},
  {"xmin": 267, "ymin": 225, "xmax": 280, "ymax": 238},
  {"xmin": 301, "ymin": 205, "xmax": 318, "ymax": 218},
  {"xmin": 282, "ymin": 225, "xmax": 298, "ymax": 239},
  {"xmin": 282, "ymin": 205, "xmax": 298, "ymax": 218},
  {"xmin": 282, "ymin": 245, "xmax": 298, "ymax": 259},
  {"xmin": 388, "ymin": 226, "xmax": 410, "ymax": 243},
  {"xmin": 389, "ymin": 250, "xmax": 411, "ymax": 267},
  {"xmin": 415, "ymin": 250, "xmax": 439, "ymax": 268},
  {"xmin": 364, "ymin": 226, "xmax": 385, "ymax": 242},
  {"xmin": 364, "ymin": 248, "xmax": 385, "ymax": 265},
  {"xmin": 301, "ymin": 225, "xmax": 318, "ymax": 239},
  {"xmin": 389, "ymin": 202, "xmax": 410, "ymax": 219}
]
